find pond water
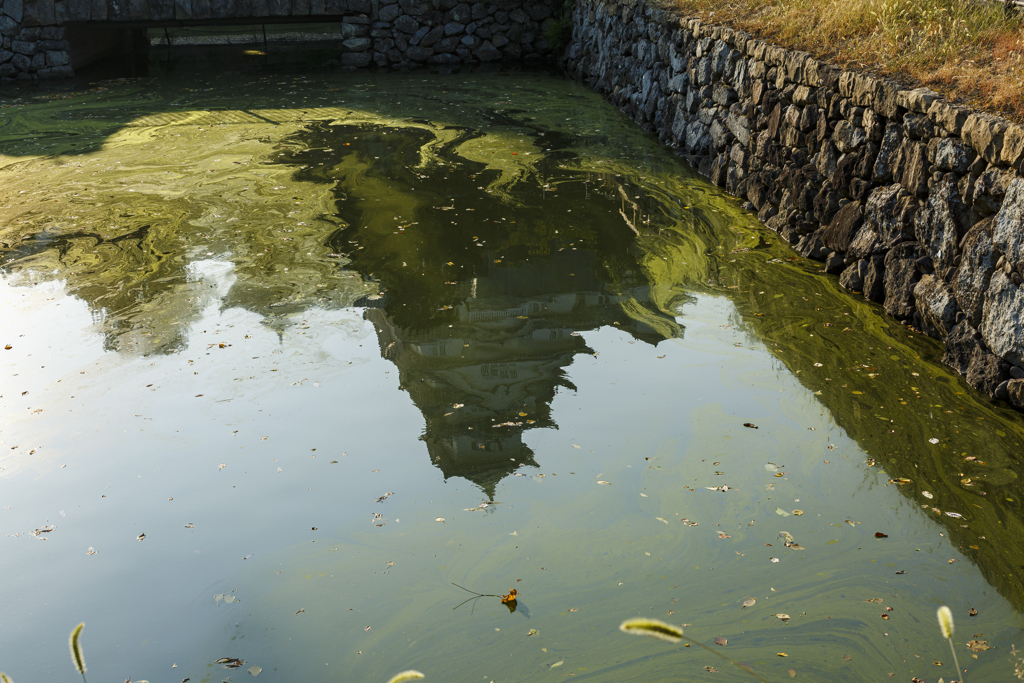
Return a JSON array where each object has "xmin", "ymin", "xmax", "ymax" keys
[{"xmin": 2, "ymin": 56, "xmax": 1024, "ymax": 683}]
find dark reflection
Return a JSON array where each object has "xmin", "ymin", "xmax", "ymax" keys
[
  {"xmin": 282, "ymin": 122, "xmax": 682, "ymax": 496},
  {"xmin": 638, "ymin": 208, "xmax": 1024, "ymax": 613}
]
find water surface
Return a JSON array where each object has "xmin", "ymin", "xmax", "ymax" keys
[{"xmin": 2, "ymin": 63, "xmax": 1024, "ymax": 683}]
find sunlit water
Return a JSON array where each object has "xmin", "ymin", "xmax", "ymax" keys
[{"xmin": 2, "ymin": 57, "xmax": 1024, "ymax": 683}]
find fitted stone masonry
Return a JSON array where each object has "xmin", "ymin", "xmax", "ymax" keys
[
  {"xmin": 562, "ymin": 0, "xmax": 1024, "ymax": 410},
  {"xmin": 0, "ymin": 0, "xmax": 561, "ymax": 81}
]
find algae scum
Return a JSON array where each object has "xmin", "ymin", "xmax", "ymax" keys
[{"xmin": 3, "ymin": 67, "xmax": 1024, "ymax": 682}]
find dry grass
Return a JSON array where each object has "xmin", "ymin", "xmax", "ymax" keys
[{"xmin": 658, "ymin": 0, "xmax": 1024, "ymax": 122}]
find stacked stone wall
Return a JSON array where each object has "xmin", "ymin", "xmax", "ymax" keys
[
  {"xmin": 564, "ymin": 0, "xmax": 1024, "ymax": 408},
  {"xmin": 1, "ymin": 0, "xmax": 73, "ymax": 80},
  {"xmin": 0, "ymin": 0, "xmax": 559, "ymax": 82}
]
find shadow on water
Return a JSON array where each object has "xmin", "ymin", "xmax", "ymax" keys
[{"xmin": 2, "ymin": 61, "xmax": 1024, "ymax": 624}]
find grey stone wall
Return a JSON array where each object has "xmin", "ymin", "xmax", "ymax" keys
[
  {"xmin": 1, "ymin": 0, "xmax": 559, "ymax": 81},
  {"xmin": 564, "ymin": 0, "xmax": 1024, "ymax": 409},
  {"xmin": 1, "ymin": 0, "xmax": 74, "ymax": 80}
]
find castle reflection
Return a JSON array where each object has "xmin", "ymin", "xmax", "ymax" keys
[{"xmin": 363, "ymin": 253, "xmax": 677, "ymax": 498}]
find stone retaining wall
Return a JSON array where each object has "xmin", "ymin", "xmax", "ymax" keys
[
  {"xmin": 0, "ymin": 0, "xmax": 560, "ymax": 82},
  {"xmin": 1, "ymin": 0, "xmax": 74, "ymax": 80},
  {"xmin": 563, "ymin": 0, "xmax": 1024, "ymax": 409}
]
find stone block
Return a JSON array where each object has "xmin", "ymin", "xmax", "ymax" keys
[
  {"xmin": 0, "ymin": 61, "xmax": 13, "ymax": 75},
  {"xmin": 928, "ymin": 137, "xmax": 973, "ymax": 173},
  {"xmin": 44, "ymin": 49, "xmax": 66, "ymax": 65},
  {"xmin": 394, "ymin": 14, "xmax": 418, "ymax": 33},
  {"xmin": 993, "ymin": 178, "xmax": 1024, "ymax": 271},
  {"xmin": 821, "ymin": 200, "xmax": 864, "ymax": 253},
  {"xmin": 883, "ymin": 241, "xmax": 925, "ymax": 319},
  {"xmin": 11, "ymin": 39, "xmax": 33, "ymax": 54},
  {"xmin": 944, "ymin": 321, "xmax": 1007, "ymax": 395},
  {"xmin": 404, "ymin": 44, "xmax": 432, "ymax": 61},
  {"xmin": 347, "ymin": 0, "xmax": 370, "ymax": 12},
  {"xmin": 873, "ymin": 79, "xmax": 901, "ymax": 118},
  {"xmin": 378, "ymin": 2, "xmax": 400, "ymax": 21},
  {"xmin": 896, "ymin": 86, "xmax": 938, "ymax": 114},
  {"xmin": 340, "ymin": 21, "xmax": 367, "ymax": 37},
  {"xmin": 0, "ymin": 15, "xmax": 18, "ymax": 37},
  {"xmin": 3, "ymin": 0, "xmax": 24, "ymax": 22},
  {"xmin": 832, "ymin": 120, "xmax": 865, "ymax": 153},
  {"xmin": 342, "ymin": 36, "xmax": 371, "ymax": 51},
  {"xmin": 894, "ymin": 138, "xmax": 928, "ymax": 197},
  {"xmin": 29, "ymin": 50, "xmax": 43, "ymax": 68},
  {"xmin": 927, "ymin": 100, "xmax": 970, "ymax": 135},
  {"xmin": 867, "ymin": 183, "xmax": 919, "ymax": 247},
  {"xmin": 915, "ymin": 174, "xmax": 967, "ymax": 272},
  {"xmin": 981, "ymin": 270, "xmax": 1024, "ymax": 367},
  {"xmin": 209, "ymin": 0, "xmax": 232, "ymax": 17},
  {"xmin": 962, "ymin": 112, "xmax": 1009, "ymax": 164},
  {"xmin": 1002, "ymin": 124, "xmax": 1024, "ymax": 170},
  {"xmin": 475, "ymin": 38, "xmax": 499, "ymax": 61},
  {"xmin": 419, "ymin": 23, "xmax": 443, "ymax": 46},
  {"xmin": 915, "ymin": 274, "xmax": 960, "ymax": 338},
  {"xmin": 67, "ymin": 0, "xmax": 91, "ymax": 18},
  {"xmin": 23, "ymin": 0, "xmax": 56, "ymax": 25},
  {"xmin": 90, "ymin": 0, "xmax": 106, "ymax": 19},
  {"xmin": 973, "ymin": 167, "xmax": 1015, "ymax": 216},
  {"xmin": 954, "ymin": 216, "xmax": 997, "ymax": 327}
]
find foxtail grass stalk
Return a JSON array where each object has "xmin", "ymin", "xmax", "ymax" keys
[
  {"xmin": 69, "ymin": 622, "xmax": 87, "ymax": 683},
  {"xmin": 937, "ymin": 606, "xmax": 964, "ymax": 682},
  {"xmin": 619, "ymin": 618, "xmax": 769, "ymax": 682}
]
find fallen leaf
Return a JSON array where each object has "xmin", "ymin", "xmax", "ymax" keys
[
  {"xmin": 788, "ymin": 669, "xmax": 796, "ymax": 677},
  {"xmin": 136, "ymin": 533, "xmax": 146, "ymax": 541},
  {"xmin": 792, "ymin": 510, "xmax": 804, "ymax": 516},
  {"xmin": 770, "ymin": 557, "xmax": 780, "ymax": 563},
  {"xmin": 774, "ymin": 614, "xmax": 790, "ymax": 623},
  {"xmin": 875, "ymin": 532, "xmax": 888, "ymax": 538},
  {"xmin": 435, "ymin": 517, "xmax": 445, "ymax": 522},
  {"xmin": 597, "ymin": 480, "xmax": 611, "ymax": 485},
  {"xmin": 775, "ymin": 508, "xmax": 791, "ymax": 517},
  {"xmin": 742, "ymin": 598, "xmax": 756, "ymax": 608},
  {"xmin": 842, "ymin": 654, "xmax": 852, "ymax": 661},
  {"xmin": 713, "ymin": 636, "xmax": 727, "ymax": 646},
  {"xmin": 968, "ymin": 608, "xmax": 978, "ymax": 616},
  {"xmin": 248, "ymin": 665, "xmax": 262, "ymax": 677},
  {"xmin": 550, "ymin": 660, "xmax": 564, "ymax": 669},
  {"xmin": 365, "ymin": 625, "xmax": 371, "ymax": 631},
  {"xmin": 967, "ymin": 639, "xmax": 989, "ymax": 652},
  {"xmin": 705, "ymin": 666, "xmax": 718, "ymax": 673},
  {"xmin": 777, "ymin": 652, "xmax": 788, "ymax": 657},
  {"xmin": 743, "ymin": 423, "xmax": 758, "ymax": 429},
  {"xmin": 527, "ymin": 629, "xmax": 539, "ymax": 636},
  {"xmin": 717, "ymin": 531, "xmax": 731, "ymax": 539},
  {"xmin": 655, "ymin": 517, "xmax": 669, "ymax": 524}
]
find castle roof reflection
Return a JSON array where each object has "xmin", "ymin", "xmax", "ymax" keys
[{"xmin": 365, "ymin": 254, "xmax": 681, "ymax": 498}]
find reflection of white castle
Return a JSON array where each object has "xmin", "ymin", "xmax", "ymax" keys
[{"xmin": 365, "ymin": 263, "xmax": 681, "ymax": 498}]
